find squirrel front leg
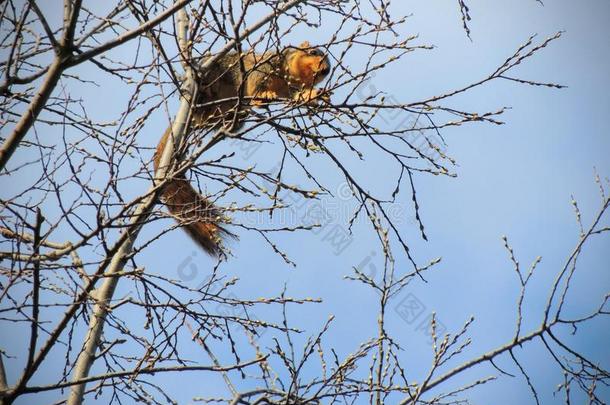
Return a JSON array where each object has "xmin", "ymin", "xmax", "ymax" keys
[
  {"xmin": 251, "ymin": 90, "xmax": 279, "ymax": 106},
  {"xmin": 293, "ymin": 87, "xmax": 330, "ymax": 104}
]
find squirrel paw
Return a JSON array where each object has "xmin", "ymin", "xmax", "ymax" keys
[
  {"xmin": 293, "ymin": 88, "xmax": 330, "ymax": 104},
  {"xmin": 252, "ymin": 90, "xmax": 279, "ymax": 105}
]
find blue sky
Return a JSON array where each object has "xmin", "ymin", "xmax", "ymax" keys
[{"xmin": 2, "ymin": 1, "xmax": 609, "ymax": 404}]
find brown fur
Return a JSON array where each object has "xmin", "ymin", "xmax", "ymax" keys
[{"xmin": 155, "ymin": 42, "xmax": 331, "ymax": 256}]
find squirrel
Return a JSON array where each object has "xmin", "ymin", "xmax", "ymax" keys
[{"xmin": 153, "ymin": 41, "xmax": 331, "ymax": 257}]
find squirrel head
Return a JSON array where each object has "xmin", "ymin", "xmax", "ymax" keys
[{"xmin": 285, "ymin": 41, "xmax": 331, "ymax": 88}]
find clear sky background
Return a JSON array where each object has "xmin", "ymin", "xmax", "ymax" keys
[{"xmin": 2, "ymin": 1, "xmax": 609, "ymax": 404}]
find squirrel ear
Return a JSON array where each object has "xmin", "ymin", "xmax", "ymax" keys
[{"xmin": 298, "ymin": 41, "xmax": 311, "ymax": 49}]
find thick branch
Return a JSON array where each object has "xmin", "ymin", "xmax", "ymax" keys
[
  {"xmin": 0, "ymin": 58, "xmax": 64, "ymax": 172},
  {"xmin": 65, "ymin": 18, "xmax": 194, "ymax": 405}
]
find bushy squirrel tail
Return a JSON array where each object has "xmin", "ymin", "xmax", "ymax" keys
[{"xmin": 153, "ymin": 127, "xmax": 233, "ymax": 256}]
